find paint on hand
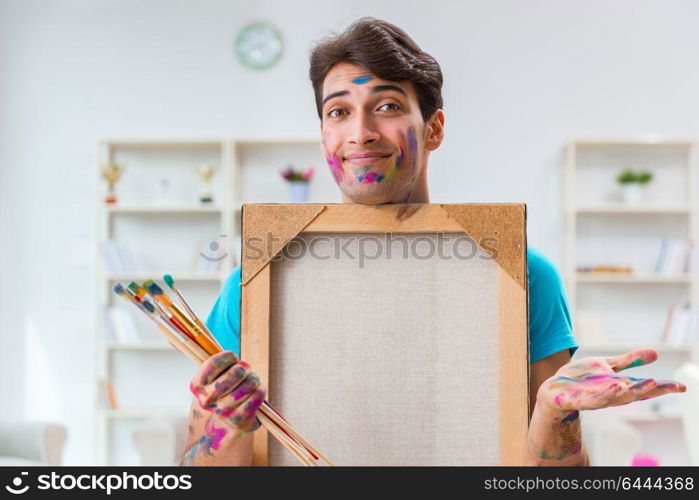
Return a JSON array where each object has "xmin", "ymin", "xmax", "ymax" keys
[{"xmin": 200, "ymin": 420, "xmax": 227, "ymax": 456}]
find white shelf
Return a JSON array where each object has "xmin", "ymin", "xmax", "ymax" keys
[
  {"xmin": 575, "ymin": 273, "xmax": 693, "ymax": 284},
  {"xmin": 578, "ymin": 342, "xmax": 695, "ymax": 353},
  {"xmin": 103, "ymin": 272, "xmax": 222, "ymax": 281},
  {"xmin": 102, "ymin": 204, "xmax": 223, "ymax": 214},
  {"xmin": 100, "ymin": 139, "xmax": 223, "ymax": 148},
  {"xmin": 100, "ymin": 408, "xmax": 186, "ymax": 419},
  {"xmin": 95, "ymin": 136, "xmax": 324, "ymax": 465},
  {"xmin": 570, "ymin": 137, "xmax": 694, "ymax": 147},
  {"xmin": 575, "ymin": 205, "xmax": 691, "ymax": 214}
]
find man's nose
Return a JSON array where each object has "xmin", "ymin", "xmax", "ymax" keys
[{"xmin": 348, "ymin": 112, "xmax": 380, "ymax": 145}]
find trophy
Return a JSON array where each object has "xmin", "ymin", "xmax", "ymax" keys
[
  {"xmin": 196, "ymin": 163, "xmax": 217, "ymax": 203},
  {"xmin": 101, "ymin": 162, "xmax": 123, "ymax": 204}
]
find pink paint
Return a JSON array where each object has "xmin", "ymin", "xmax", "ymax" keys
[
  {"xmin": 203, "ymin": 422, "xmax": 227, "ymax": 451},
  {"xmin": 554, "ymin": 394, "xmax": 564, "ymax": 407},
  {"xmin": 322, "ymin": 134, "xmax": 344, "ymax": 183},
  {"xmin": 632, "ymin": 454, "xmax": 659, "ymax": 466},
  {"xmin": 363, "ymin": 171, "xmax": 378, "ymax": 183}
]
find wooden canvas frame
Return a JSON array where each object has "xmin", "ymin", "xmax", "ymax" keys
[{"xmin": 240, "ymin": 203, "xmax": 529, "ymax": 465}]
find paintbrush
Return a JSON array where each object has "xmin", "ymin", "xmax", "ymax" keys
[
  {"xmin": 114, "ymin": 277, "xmax": 332, "ymax": 466},
  {"xmin": 113, "ymin": 284, "xmax": 204, "ymax": 364},
  {"xmin": 145, "ymin": 280, "xmax": 220, "ymax": 356},
  {"xmin": 163, "ymin": 274, "xmax": 222, "ymax": 351},
  {"xmin": 128, "ymin": 282, "xmax": 198, "ymax": 344}
]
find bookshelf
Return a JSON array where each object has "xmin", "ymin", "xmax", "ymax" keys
[
  {"xmin": 94, "ymin": 136, "xmax": 335, "ymax": 465},
  {"xmin": 563, "ymin": 137, "xmax": 699, "ymax": 459}
]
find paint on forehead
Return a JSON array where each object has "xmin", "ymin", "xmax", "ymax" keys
[{"xmin": 351, "ymin": 74, "xmax": 373, "ymax": 85}]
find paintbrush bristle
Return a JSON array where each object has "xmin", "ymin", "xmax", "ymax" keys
[
  {"xmin": 113, "ymin": 283, "xmax": 127, "ymax": 296},
  {"xmin": 163, "ymin": 274, "xmax": 175, "ymax": 288},
  {"xmin": 147, "ymin": 281, "xmax": 164, "ymax": 295},
  {"xmin": 141, "ymin": 300, "xmax": 156, "ymax": 314},
  {"xmin": 127, "ymin": 282, "xmax": 140, "ymax": 295}
]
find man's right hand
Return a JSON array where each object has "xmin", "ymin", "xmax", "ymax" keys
[
  {"xmin": 190, "ymin": 350, "xmax": 267, "ymax": 435},
  {"xmin": 181, "ymin": 351, "xmax": 266, "ymax": 465}
]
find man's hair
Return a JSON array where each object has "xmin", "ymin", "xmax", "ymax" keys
[{"xmin": 309, "ymin": 17, "xmax": 443, "ymax": 123}]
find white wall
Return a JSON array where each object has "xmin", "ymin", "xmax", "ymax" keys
[{"xmin": 2, "ymin": 0, "xmax": 699, "ymax": 464}]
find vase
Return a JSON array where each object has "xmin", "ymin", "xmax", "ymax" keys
[
  {"xmin": 621, "ymin": 184, "xmax": 644, "ymax": 205},
  {"xmin": 289, "ymin": 181, "xmax": 310, "ymax": 202}
]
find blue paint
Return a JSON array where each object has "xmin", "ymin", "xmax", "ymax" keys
[
  {"xmin": 351, "ymin": 74, "xmax": 373, "ymax": 85},
  {"xmin": 561, "ymin": 411, "xmax": 579, "ymax": 423}
]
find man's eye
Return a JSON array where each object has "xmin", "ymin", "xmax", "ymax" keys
[
  {"xmin": 378, "ymin": 103, "xmax": 400, "ymax": 111},
  {"xmin": 328, "ymin": 109, "xmax": 346, "ymax": 118}
]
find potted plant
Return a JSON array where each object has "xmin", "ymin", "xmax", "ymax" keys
[
  {"xmin": 617, "ymin": 168, "xmax": 653, "ymax": 205},
  {"xmin": 281, "ymin": 164, "xmax": 315, "ymax": 202}
]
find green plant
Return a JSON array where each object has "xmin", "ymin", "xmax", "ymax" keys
[
  {"xmin": 637, "ymin": 171, "xmax": 653, "ymax": 185},
  {"xmin": 617, "ymin": 169, "xmax": 638, "ymax": 184},
  {"xmin": 616, "ymin": 169, "xmax": 653, "ymax": 186}
]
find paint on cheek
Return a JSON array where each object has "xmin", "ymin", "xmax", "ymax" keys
[
  {"xmin": 351, "ymin": 74, "xmax": 373, "ymax": 85},
  {"xmin": 408, "ymin": 127, "xmax": 418, "ymax": 178},
  {"xmin": 322, "ymin": 135, "xmax": 344, "ymax": 183}
]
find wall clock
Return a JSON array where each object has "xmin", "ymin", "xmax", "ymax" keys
[{"xmin": 235, "ymin": 22, "xmax": 283, "ymax": 70}]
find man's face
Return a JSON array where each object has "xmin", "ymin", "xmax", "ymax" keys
[{"xmin": 320, "ymin": 62, "xmax": 425, "ymax": 204}]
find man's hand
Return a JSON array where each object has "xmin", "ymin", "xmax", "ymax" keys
[
  {"xmin": 181, "ymin": 351, "xmax": 266, "ymax": 465},
  {"xmin": 537, "ymin": 347, "xmax": 686, "ymax": 415},
  {"xmin": 526, "ymin": 347, "xmax": 686, "ymax": 466}
]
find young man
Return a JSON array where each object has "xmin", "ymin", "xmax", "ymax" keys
[{"xmin": 182, "ymin": 18, "xmax": 686, "ymax": 466}]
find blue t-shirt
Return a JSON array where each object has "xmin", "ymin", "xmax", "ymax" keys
[{"xmin": 205, "ymin": 246, "xmax": 578, "ymax": 363}]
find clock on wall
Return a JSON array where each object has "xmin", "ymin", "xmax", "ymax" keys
[{"xmin": 235, "ymin": 22, "xmax": 284, "ymax": 70}]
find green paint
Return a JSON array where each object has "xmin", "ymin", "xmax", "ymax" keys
[{"xmin": 622, "ymin": 358, "xmax": 643, "ymax": 370}]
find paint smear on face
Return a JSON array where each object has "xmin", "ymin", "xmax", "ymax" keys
[
  {"xmin": 353, "ymin": 165, "xmax": 385, "ymax": 184},
  {"xmin": 351, "ymin": 74, "xmax": 373, "ymax": 85},
  {"xmin": 323, "ymin": 135, "xmax": 344, "ymax": 184},
  {"xmin": 407, "ymin": 127, "xmax": 418, "ymax": 178}
]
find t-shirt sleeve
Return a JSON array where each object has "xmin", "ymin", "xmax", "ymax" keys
[
  {"xmin": 527, "ymin": 247, "xmax": 579, "ymax": 363},
  {"xmin": 205, "ymin": 265, "xmax": 242, "ymax": 356}
]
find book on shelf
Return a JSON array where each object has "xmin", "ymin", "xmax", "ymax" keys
[
  {"xmin": 576, "ymin": 265, "xmax": 634, "ymax": 274},
  {"xmin": 655, "ymin": 238, "xmax": 693, "ymax": 275},
  {"xmin": 661, "ymin": 303, "xmax": 697, "ymax": 347},
  {"xmin": 101, "ymin": 239, "xmax": 137, "ymax": 273},
  {"xmin": 101, "ymin": 305, "xmax": 143, "ymax": 343},
  {"xmin": 98, "ymin": 379, "xmax": 119, "ymax": 410}
]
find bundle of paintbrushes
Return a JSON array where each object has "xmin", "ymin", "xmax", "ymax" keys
[{"xmin": 113, "ymin": 275, "xmax": 332, "ymax": 466}]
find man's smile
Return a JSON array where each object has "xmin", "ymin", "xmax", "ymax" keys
[{"xmin": 343, "ymin": 151, "xmax": 393, "ymax": 166}]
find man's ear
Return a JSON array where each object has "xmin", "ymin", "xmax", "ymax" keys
[{"xmin": 424, "ymin": 110, "xmax": 445, "ymax": 152}]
